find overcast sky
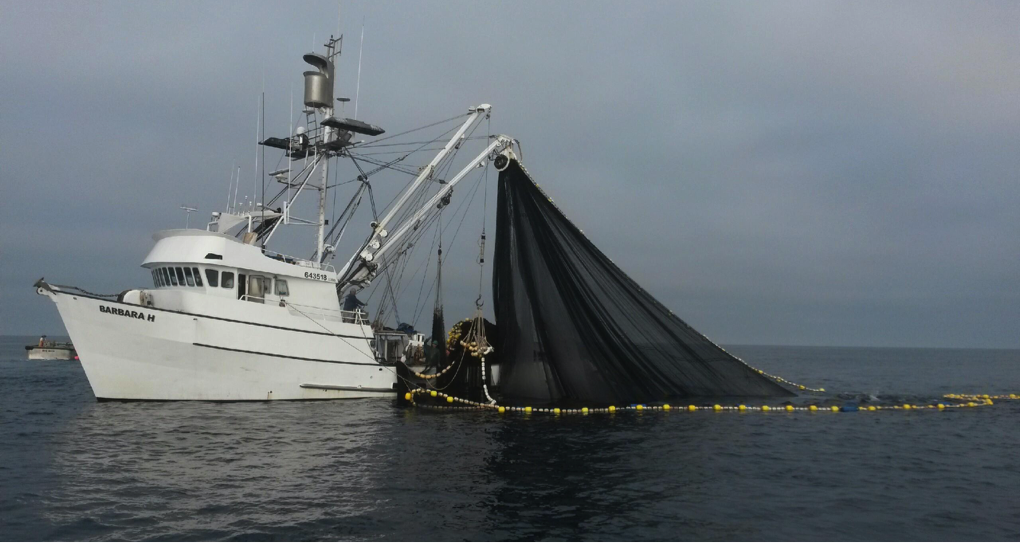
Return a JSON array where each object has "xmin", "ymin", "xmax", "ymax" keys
[{"xmin": 1, "ymin": 0, "xmax": 1017, "ymax": 348}]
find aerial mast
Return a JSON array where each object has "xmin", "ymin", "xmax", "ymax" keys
[
  {"xmin": 302, "ymin": 36, "xmax": 342, "ymax": 262},
  {"xmin": 258, "ymin": 35, "xmax": 386, "ymax": 262}
]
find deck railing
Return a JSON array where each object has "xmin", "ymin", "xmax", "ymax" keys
[
  {"xmin": 280, "ymin": 299, "xmax": 369, "ymax": 325},
  {"xmin": 262, "ymin": 249, "xmax": 337, "ymax": 274}
]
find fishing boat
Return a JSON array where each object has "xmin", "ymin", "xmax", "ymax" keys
[
  {"xmin": 36, "ymin": 20, "xmax": 793, "ymax": 406},
  {"xmin": 36, "ymin": 34, "xmax": 515, "ymax": 401},
  {"xmin": 25, "ymin": 336, "xmax": 76, "ymax": 361}
]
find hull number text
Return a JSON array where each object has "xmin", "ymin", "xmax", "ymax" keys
[{"xmin": 304, "ymin": 272, "xmax": 331, "ymax": 282}]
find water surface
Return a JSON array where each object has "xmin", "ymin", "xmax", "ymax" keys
[{"xmin": 1, "ymin": 336, "xmax": 1018, "ymax": 540}]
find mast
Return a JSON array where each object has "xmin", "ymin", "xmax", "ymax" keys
[
  {"xmin": 318, "ymin": 114, "xmax": 331, "ymax": 260},
  {"xmin": 305, "ymin": 36, "xmax": 342, "ymax": 263}
]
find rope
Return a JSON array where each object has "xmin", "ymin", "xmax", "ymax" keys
[
  {"xmin": 350, "ymin": 112, "xmax": 469, "ymax": 148},
  {"xmin": 398, "ymin": 356, "xmax": 459, "ymax": 380},
  {"xmin": 410, "ymin": 224, "xmax": 441, "ymax": 327},
  {"xmin": 352, "ymin": 135, "xmax": 489, "ymax": 149},
  {"xmin": 412, "ymin": 318, "xmax": 478, "ymax": 392},
  {"xmin": 476, "ymin": 120, "xmax": 491, "ymax": 307},
  {"xmin": 282, "ymin": 300, "xmax": 378, "ymax": 363},
  {"xmin": 407, "ymin": 318, "xmax": 1017, "ymax": 412},
  {"xmin": 744, "ymin": 365, "xmax": 826, "ymax": 393},
  {"xmin": 419, "ymin": 349, "xmax": 469, "ymax": 393},
  {"xmin": 480, "ymin": 356, "xmax": 497, "ymax": 405},
  {"xmin": 404, "ymin": 172, "xmax": 486, "ymax": 324},
  {"xmin": 406, "ymin": 389, "xmax": 1015, "ymax": 416},
  {"xmin": 52, "ymin": 284, "xmax": 120, "ymax": 299},
  {"xmin": 945, "ymin": 393, "xmax": 1019, "ymax": 401}
]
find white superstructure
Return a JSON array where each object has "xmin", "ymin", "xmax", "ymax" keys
[{"xmin": 36, "ymin": 34, "xmax": 515, "ymax": 401}]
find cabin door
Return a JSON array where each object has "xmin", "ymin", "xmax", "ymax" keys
[{"xmin": 247, "ymin": 276, "xmax": 268, "ymax": 303}]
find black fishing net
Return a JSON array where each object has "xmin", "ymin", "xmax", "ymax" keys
[
  {"xmin": 439, "ymin": 318, "xmax": 501, "ymax": 401},
  {"xmin": 493, "ymin": 159, "xmax": 791, "ymax": 405},
  {"xmin": 427, "ymin": 308, "xmax": 446, "ymax": 373},
  {"xmin": 427, "ymin": 248, "xmax": 447, "ymax": 375}
]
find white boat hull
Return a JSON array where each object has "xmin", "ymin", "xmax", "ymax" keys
[{"xmin": 41, "ymin": 288, "xmax": 398, "ymax": 401}]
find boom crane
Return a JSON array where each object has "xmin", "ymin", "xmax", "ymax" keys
[{"xmin": 337, "ymin": 133, "xmax": 514, "ymax": 289}]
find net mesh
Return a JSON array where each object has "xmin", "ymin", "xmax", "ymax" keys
[{"xmin": 493, "ymin": 159, "xmax": 791, "ymax": 405}]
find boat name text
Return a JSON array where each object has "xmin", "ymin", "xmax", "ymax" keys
[{"xmin": 100, "ymin": 305, "xmax": 155, "ymax": 322}]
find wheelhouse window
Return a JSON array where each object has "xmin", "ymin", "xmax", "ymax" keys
[
  {"xmin": 191, "ymin": 267, "xmax": 203, "ymax": 287},
  {"xmin": 161, "ymin": 268, "xmax": 172, "ymax": 286},
  {"xmin": 183, "ymin": 267, "xmax": 195, "ymax": 287},
  {"xmin": 151, "ymin": 270, "xmax": 159, "ymax": 288},
  {"xmin": 168, "ymin": 267, "xmax": 179, "ymax": 286},
  {"xmin": 275, "ymin": 279, "xmax": 289, "ymax": 296},
  {"xmin": 175, "ymin": 267, "xmax": 186, "ymax": 285},
  {"xmin": 246, "ymin": 276, "xmax": 267, "ymax": 303},
  {"xmin": 221, "ymin": 272, "xmax": 234, "ymax": 289},
  {"xmin": 205, "ymin": 269, "xmax": 219, "ymax": 288}
]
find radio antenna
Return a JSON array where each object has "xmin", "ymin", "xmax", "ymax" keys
[
  {"xmin": 288, "ymin": 84, "xmax": 294, "ymax": 205},
  {"xmin": 260, "ymin": 90, "xmax": 266, "ymax": 245},
  {"xmin": 233, "ymin": 166, "xmax": 240, "ymax": 212},
  {"xmin": 180, "ymin": 205, "xmax": 198, "ymax": 229},
  {"xmin": 337, "ymin": 2, "xmax": 342, "ymax": 41},
  {"xmin": 225, "ymin": 164, "xmax": 234, "ymax": 211},
  {"xmin": 252, "ymin": 95, "xmax": 260, "ymax": 210},
  {"xmin": 354, "ymin": 18, "xmax": 364, "ymax": 119}
]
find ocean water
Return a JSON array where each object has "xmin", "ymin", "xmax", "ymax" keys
[{"xmin": 1, "ymin": 335, "xmax": 1018, "ymax": 541}]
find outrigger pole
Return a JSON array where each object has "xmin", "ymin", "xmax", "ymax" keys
[{"xmin": 337, "ymin": 132, "xmax": 514, "ymax": 289}]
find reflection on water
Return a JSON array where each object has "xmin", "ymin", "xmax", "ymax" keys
[{"xmin": 45, "ymin": 400, "xmax": 392, "ymax": 538}]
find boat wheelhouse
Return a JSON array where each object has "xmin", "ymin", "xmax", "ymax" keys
[{"xmin": 140, "ymin": 229, "xmax": 359, "ymax": 323}]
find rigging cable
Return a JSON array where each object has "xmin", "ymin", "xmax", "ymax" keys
[
  {"xmin": 478, "ymin": 117, "xmax": 491, "ymax": 307},
  {"xmin": 349, "ymin": 112, "xmax": 469, "ymax": 148},
  {"xmin": 348, "ymin": 154, "xmax": 402, "ymax": 324},
  {"xmin": 407, "ymin": 169, "xmax": 485, "ymax": 326},
  {"xmin": 352, "ymin": 135, "xmax": 489, "ymax": 149},
  {"xmin": 410, "ymin": 221, "xmax": 441, "ymax": 327},
  {"xmin": 361, "ymin": 124, "xmax": 472, "ymax": 319}
]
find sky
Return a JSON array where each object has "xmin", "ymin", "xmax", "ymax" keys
[{"xmin": 1, "ymin": 0, "xmax": 1017, "ymax": 348}]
